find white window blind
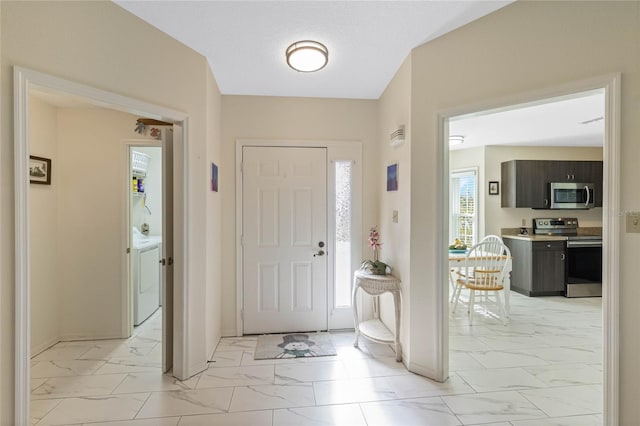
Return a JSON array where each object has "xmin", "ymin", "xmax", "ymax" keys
[{"xmin": 450, "ymin": 169, "xmax": 478, "ymax": 247}]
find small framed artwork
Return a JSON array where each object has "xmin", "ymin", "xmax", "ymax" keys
[
  {"xmin": 211, "ymin": 162, "xmax": 218, "ymax": 192},
  {"xmin": 387, "ymin": 163, "xmax": 398, "ymax": 191},
  {"xmin": 488, "ymin": 181, "xmax": 499, "ymax": 195},
  {"xmin": 29, "ymin": 155, "xmax": 51, "ymax": 185}
]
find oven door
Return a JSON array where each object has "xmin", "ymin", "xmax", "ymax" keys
[{"xmin": 565, "ymin": 239, "xmax": 602, "ymax": 297}]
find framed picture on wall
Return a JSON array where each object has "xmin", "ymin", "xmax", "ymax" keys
[
  {"xmin": 29, "ymin": 155, "xmax": 51, "ymax": 185},
  {"xmin": 488, "ymin": 181, "xmax": 499, "ymax": 195},
  {"xmin": 387, "ymin": 163, "xmax": 398, "ymax": 191},
  {"xmin": 211, "ymin": 162, "xmax": 218, "ymax": 192}
]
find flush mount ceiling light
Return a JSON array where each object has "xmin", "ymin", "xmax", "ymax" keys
[
  {"xmin": 286, "ymin": 40, "xmax": 328, "ymax": 72},
  {"xmin": 449, "ymin": 135, "xmax": 465, "ymax": 146}
]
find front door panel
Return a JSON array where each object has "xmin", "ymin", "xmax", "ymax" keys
[{"xmin": 243, "ymin": 147, "xmax": 327, "ymax": 334}]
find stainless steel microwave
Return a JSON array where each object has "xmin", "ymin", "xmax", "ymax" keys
[{"xmin": 549, "ymin": 182, "xmax": 595, "ymax": 209}]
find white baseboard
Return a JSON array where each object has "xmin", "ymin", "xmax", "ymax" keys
[
  {"xmin": 31, "ymin": 336, "xmax": 62, "ymax": 358},
  {"xmin": 221, "ymin": 328, "xmax": 239, "ymax": 337},
  {"xmin": 208, "ymin": 337, "xmax": 221, "ymax": 361},
  {"xmin": 59, "ymin": 331, "xmax": 124, "ymax": 342},
  {"xmin": 407, "ymin": 361, "xmax": 444, "ymax": 382}
]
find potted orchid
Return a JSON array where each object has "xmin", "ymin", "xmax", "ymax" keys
[{"xmin": 361, "ymin": 226, "xmax": 390, "ymax": 275}]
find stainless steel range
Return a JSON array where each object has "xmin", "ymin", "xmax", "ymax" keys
[{"xmin": 533, "ymin": 218, "xmax": 602, "ymax": 297}]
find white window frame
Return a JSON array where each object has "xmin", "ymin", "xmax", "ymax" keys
[{"xmin": 450, "ymin": 167, "xmax": 478, "ymax": 247}]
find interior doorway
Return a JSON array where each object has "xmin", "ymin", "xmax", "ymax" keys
[
  {"xmin": 14, "ymin": 67, "xmax": 189, "ymax": 425},
  {"xmin": 126, "ymin": 133, "xmax": 174, "ymax": 373},
  {"xmin": 439, "ymin": 74, "xmax": 620, "ymax": 423}
]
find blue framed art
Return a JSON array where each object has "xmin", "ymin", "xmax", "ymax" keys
[{"xmin": 387, "ymin": 163, "xmax": 398, "ymax": 191}]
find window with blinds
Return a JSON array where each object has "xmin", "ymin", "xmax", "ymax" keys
[{"xmin": 450, "ymin": 169, "xmax": 478, "ymax": 247}]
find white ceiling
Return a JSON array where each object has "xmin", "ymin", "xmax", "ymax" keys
[
  {"xmin": 114, "ymin": 0, "xmax": 513, "ymax": 99},
  {"xmin": 32, "ymin": 2, "xmax": 604, "ymax": 149},
  {"xmin": 449, "ymin": 90, "xmax": 605, "ymax": 150}
]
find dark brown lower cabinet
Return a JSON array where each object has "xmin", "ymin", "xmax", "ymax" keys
[{"xmin": 504, "ymin": 238, "xmax": 566, "ymax": 297}]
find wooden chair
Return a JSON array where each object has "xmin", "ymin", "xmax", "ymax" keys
[
  {"xmin": 449, "ymin": 235, "xmax": 502, "ymax": 304},
  {"xmin": 452, "ymin": 240, "xmax": 511, "ymax": 325}
]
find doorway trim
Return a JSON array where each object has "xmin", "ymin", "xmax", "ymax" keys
[
  {"xmin": 437, "ymin": 73, "xmax": 620, "ymax": 423},
  {"xmin": 13, "ymin": 66, "xmax": 190, "ymax": 425},
  {"xmin": 235, "ymin": 139, "xmax": 363, "ymax": 336}
]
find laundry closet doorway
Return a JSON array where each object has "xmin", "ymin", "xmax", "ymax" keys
[{"xmin": 126, "ymin": 132, "xmax": 174, "ymax": 372}]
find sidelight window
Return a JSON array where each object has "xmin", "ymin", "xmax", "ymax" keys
[{"xmin": 334, "ymin": 161, "xmax": 352, "ymax": 308}]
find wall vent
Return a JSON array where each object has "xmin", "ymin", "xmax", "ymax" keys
[{"xmin": 390, "ymin": 125, "xmax": 405, "ymax": 147}]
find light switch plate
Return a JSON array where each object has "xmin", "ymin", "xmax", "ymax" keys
[
  {"xmin": 626, "ymin": 212, "xmax": 640, "ymax": 233},
  {"xmin": 392, "ymin": 210, "xmax": 398, "ymax": 223}
]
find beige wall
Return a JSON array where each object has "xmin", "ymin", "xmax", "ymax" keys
[
  {"xmin": 56, "ymin": 108, "xmax": 153, "ymax": 340},
  {"xmin": 1, "ymin": 2, "xmax": 222, "ymax": 421},
  {"xmin": 220, "ymin": 95, "xmax": 378, "ymax": 335},
  {"xmin": 405, "ymin": 1, "xmax": 639, "ymax": 421},
  {"xmin": 376, "ymin": 56, "xmax": 412, "ymax": 362},
  {"xmin": 206, "ymin": 68, "xmax": 223, "ymax": 357},
  {"xmin": 29, "ymin": 97, "xmax": 61, "ymax": 355},
  {"xmin": 29, "ymin": 104, "xmax": 162, "ymax": 352}
]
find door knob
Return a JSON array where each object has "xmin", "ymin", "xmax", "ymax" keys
[{"xmin": 313, "ymin": 250, "xmax": 325, "ymax": 257}]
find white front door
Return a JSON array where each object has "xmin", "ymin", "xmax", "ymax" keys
[{"xmin": 242, "ymin": 146, "xmax": 328, "ymax": 334}]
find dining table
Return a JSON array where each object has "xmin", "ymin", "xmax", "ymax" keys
[{"xmin": 448, "ymin": 250, "xmax": 513, "ymax": 315}]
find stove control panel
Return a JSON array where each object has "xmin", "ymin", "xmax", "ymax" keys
[{"xmin": 533, "ymin": 217, "xmax": 579, "ymax": 235}]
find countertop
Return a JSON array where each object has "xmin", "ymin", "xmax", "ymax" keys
[
  {"xmin": 501, "ymin": 227, "xmax": 602, "ymax": 242},
  {"xmin": 502, "ymin": 234, "xmax": 567, "ymax": 242}
]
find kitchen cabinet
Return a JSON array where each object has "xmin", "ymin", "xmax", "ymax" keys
[
  {"xmin": 501, "ymin": 160, "xmax": 603, "ymax": 208},
  {"xmin": 501, "ymin": 160, "xmax": 548, "ymax": 208},
  {"xmin": 504, "ymin": 238, "xmax": 565, "ymax": 296}
]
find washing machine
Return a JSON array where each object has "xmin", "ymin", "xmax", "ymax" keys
[{"xmin": 132, "ymin": 231, "xmax": 162, "ymax": 326}]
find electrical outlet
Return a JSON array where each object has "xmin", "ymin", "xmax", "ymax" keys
[
  {"xmin": 626, "ymin": 212, "xmax": 640, "ymax": 233},
  {"xmin": 392, "ymin": 210, "xmax": 399, "ymax": 223}
]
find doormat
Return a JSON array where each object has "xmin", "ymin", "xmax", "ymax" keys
[{"xmin": 254, "ymin": 332, "xmax": 337, "ymax": 360}]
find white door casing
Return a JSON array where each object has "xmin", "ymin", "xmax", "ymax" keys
[{"xmin": 242, "ymin": 146, "xmax": 328, "ymax": 334}]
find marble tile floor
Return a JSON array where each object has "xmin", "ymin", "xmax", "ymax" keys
[{"xmin": 30, "ymin": 293, "xmax": 603, "ymax": 425}]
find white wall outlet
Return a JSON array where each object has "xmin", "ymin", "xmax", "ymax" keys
[
  {"xmin": 392, "ymin": 210, "xmax": 399, "ymax": 223},
  {"xmin": 626, "ymin": 212, "xmax": 640, "ymax": 233}
]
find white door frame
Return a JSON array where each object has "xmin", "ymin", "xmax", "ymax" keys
[
  {"xmin": 235, "ymin": 139, "xmax": 363, "ymax": 336},
  {"xmin": 437, "ymin": 73, "xmax": 620, "ymax": 423},
  {"xmin": 13, "ymin": 66, "xmax": 191, "ymax": 425}
]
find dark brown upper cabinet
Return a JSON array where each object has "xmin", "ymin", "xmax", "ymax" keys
[{"xmin": 501, "ymin": 160, "xmax": 603, "ymax": 208}]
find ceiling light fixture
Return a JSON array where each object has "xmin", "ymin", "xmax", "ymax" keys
[
  {"xmin": 286, "ymin": 40, "xmax": 328, "ymax": 72},
  {"xmin": 449, "ymin": 135, "xmax": 465, "ymax": 146}
]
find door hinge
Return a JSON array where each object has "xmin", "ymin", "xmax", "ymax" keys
[
  {"xmin": 126, "ymin": 247, "xmax": 130, "ymax": 254},
  {"xmin": 240, "ymin": 309, "xmax": 244, "ymax": 320},
  {"xmin": 240, "ymin": 234, "xmax": 244, "ymax": 246}
]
